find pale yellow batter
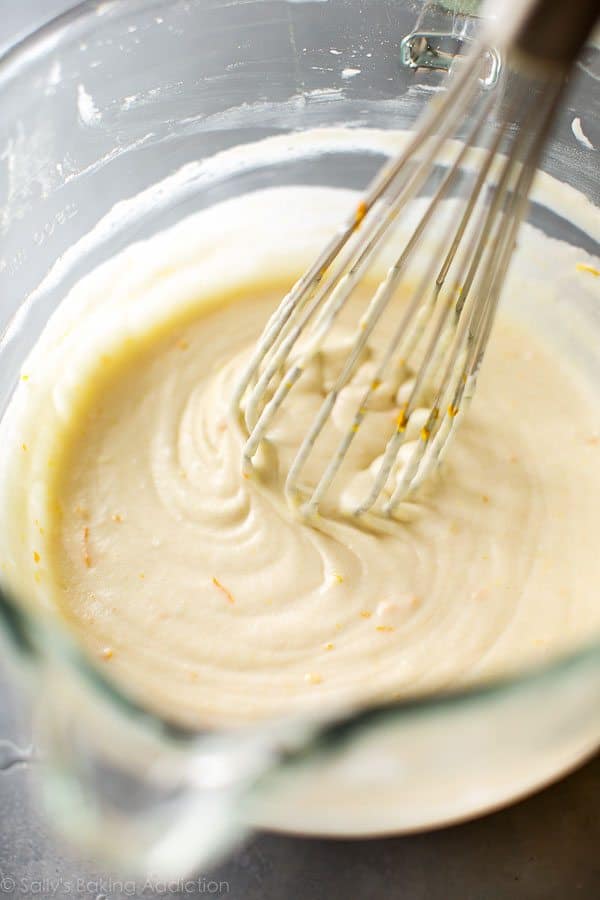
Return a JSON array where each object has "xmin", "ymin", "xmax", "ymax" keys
[{"xmin": 1, "ymin": 176, "xmax": 599, "ymax": 729}]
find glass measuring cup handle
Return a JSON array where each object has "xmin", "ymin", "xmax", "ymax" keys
[
  {"xmin": 0, "ymin": 586, "xmax": 273, "ymax": 876},
  {"xmin": 0, "ymin": 581, "xmax": 334, "ymax": 876},
  {"xmin": 32, "ymin": 674, "xmax": 251, "ymax": 878}
]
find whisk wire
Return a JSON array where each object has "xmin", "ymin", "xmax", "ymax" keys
[
  {"xmin": 238, "ymin": 52, "xmax": 491, "ymax": 456},
  {"xmin": 386, "ymin": 76, "xmax": 565, "ymax": 511},
  {"xmin": 230, "ymin": 50, "xmax": 488, "ymax": 429},
  {"xmin": 299, "ymin": 92, "xmax": 499, "ymax": 514},
  {"xmin": 351, "ymin": 108, "xmax": 517, "ymax": 515},
  {"xmin": 232, "ymin": 6, "xmax": 583, "ymax": 520}
]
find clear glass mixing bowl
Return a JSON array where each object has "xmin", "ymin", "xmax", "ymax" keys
[{"xmin": 0, "ymin": 0, "xmax": 598, "ymax": 878}]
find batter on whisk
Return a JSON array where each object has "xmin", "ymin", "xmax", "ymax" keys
[{"xmin": 1, "ymin": 160, "xmax": 599, "ymax": 728}]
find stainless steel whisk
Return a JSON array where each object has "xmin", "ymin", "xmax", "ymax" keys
[{"xmin": 232, "ymin": 0, "xmax": 599, "ymax": 520}]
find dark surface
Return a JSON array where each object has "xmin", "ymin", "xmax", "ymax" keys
[{"xmin": 0, "ymin": 3, "xmax": 598, "ymax": 898}]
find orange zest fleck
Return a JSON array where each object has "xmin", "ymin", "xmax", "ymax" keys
[
  {"xmin": 212, "ymin": 576, "xmax": 235, "ymax": 604},
  {"xmin": 112, "ymin": 513, "xmax": 123, "ymax": 523},
  {"xmin": 83, "ymin": 526, "xmax": 92, "ymax": 568},
  {"xmin": 447, "ymin": 403, "xmax": 459, "ymax": 417},
  {"xmin": 21, "ymin": 444, "xmax": 27, "ymax": 452},
  {"xmin": 354, "ymin": 200, "xmax": 368, "ymax": 230},
  {"xmin": 576, "ymin": 263, "xmax": 600, "ymax": 277},
  {"xmin": 360, "ymin": 610, "xmax": 372, "ymax": 619},
  {"xmin": 324, "ymin": 642, "xmax": 335, "ymax": 651},
  {"xmin": 396, "ymin": 404, "xmax": 408, "ymax": 432},
  {"xmin": 304, "ymin": 672, "xmax": 323, "ymax": 685},
  {"xmin": 101, "ymin": 647, "xmax": 113, "ymax": 661},
  {"xmin": 376, "ymin": 625, "xmax": 395, "ymax": 633},
  {"xmin": 33, "ymin": 551, "xmax": 40, "ymax": 564}
]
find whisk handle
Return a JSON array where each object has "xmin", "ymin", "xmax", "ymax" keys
[{"xmin": 515, "ymin": 0, "xmax": 600, "ymax": 67}]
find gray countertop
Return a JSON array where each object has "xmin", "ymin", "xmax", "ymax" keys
[{"xmin": 0, "ymin": 2, "xmax": 598, "ymax": 898}]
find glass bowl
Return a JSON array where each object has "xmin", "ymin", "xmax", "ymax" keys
[{"xmin": 0, "ymin": 0, "xmax": 598, "ymax": 878}]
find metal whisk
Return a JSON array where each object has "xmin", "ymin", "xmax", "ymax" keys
[{"xmin": 232, "ymin": 0, "xmax": 599, "ymax": 520}]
